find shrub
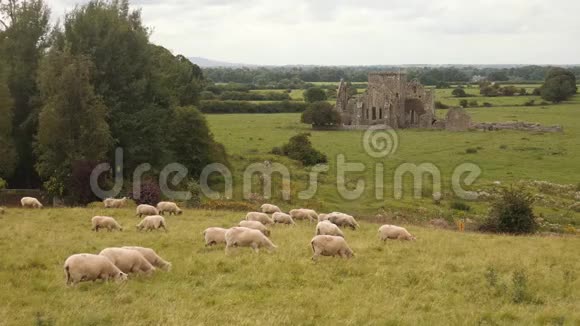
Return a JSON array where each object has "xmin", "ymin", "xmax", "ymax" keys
[
  {"xmin": 303, "ymin": 87, "xmax": 327, "ymax": 103},
  {"xmin": 482, "ymin": 102, "xmax": 493, "ymax": 107},
  {"xmin": 279, "ymin": 133, "xmax": 327, "ymax": 166},
  {"xmin": 452, "ymin": 88, "xmax": 467, "ymax": 97},
  {"xmin": 185, "ymin": 179, "xmax": 202, "ymax": 208},
  {"xmin": 270, "ymin": 146, "xmax": 283, "ymax": 155},
  {"xmin": 132, "ymin": 180, "xmax": 161, "ymax": 206},
  {"xmin": 523, "ymin": 100, "xmax": 535, "ymax": 106},
  {"xmin": 199, "ymin": 100, "xmax": 307, "ymax": 114},
  {"xmin": 301, "ymin": 101, "xmax": 341, "ymax": 126},
  {"xmin": 465, "ymin": 148, "xmax": 478, "ymax": 154},
  {"xmin": 459, "ymin": 99, "xmax": 468, "ymax": 107},
  {"xmin": 450, "ymin": 200, "xmax": 471, "ymax": 211},
  {"xmin": 481, "ymin": 187, "xmax": 537, "ymax": 234},
  {"xmin": 468, "ymin": 100, "xmax": 478, "ymax": 107},
  {"xmin": 435, "ymin": 101, "xmax": 449, "ymax": 109},
  {"xmin": 69, "ymin": 160, "xmax": 101, "ymax": 205}
]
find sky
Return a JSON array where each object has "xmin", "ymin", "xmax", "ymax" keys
[{"xmin": 49, "ymin": 0, "xmax": 580, "ymax": 66}]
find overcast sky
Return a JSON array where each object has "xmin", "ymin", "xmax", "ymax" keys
[{"xmin": 50, "ymin": 0, "xmax": 580, "ymax": 65}]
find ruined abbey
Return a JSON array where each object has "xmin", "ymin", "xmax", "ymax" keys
[{"xmin": 335, "ymin": 72, "xmax": 435, "ymax": 129}]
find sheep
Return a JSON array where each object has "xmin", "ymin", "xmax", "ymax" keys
[
  {"xmin": 63, "ymin": 253, "xmax": 128, "ymax": 286},
  {"xmin": 99, "ymin": 247, "xmax": 156, "ymax": 275},
  {"xmin": 317, "ymin": 213, "xmax": 330, "ymax": 222},
  {"xmin": 225, "ymin": 227, "xmax": 277, "ymax": 253},
  {"xmin": 327, "ymin": 212, "xmax": 359, "ymax": 230},
  {"xmin": 157, "ymin": 201, "xmax": 182, "ymax": 215},
  {"xmin": 136, "ymin": 204, "xmax": 158, "ymax": 218},
  {"xmin": 272, "ymin": 212, "xmax": 295, "ymax": 225},
  {"xmin": 121, "ymin": 246, "xmax": 172, "ymax": 271},
  {"xmin": 315, "ymin": 220, "xmax": 344, "ymax": 237},
  {"xmin": 289, "ymin": 208, "xmax": 318, "ymax": 223},
  {"xmin": 203, "ymin": 227, "xmax": 229, "ymax": 246},
  {"xmin": 239, "ymin": 220, "xmax": 271, "ymax": 237},
  {"xmin": 20, "ymin": 197, "xmax": 43, "ymax": 209},
  {"xmin": 136, "ymin": 215, "xmax": 167, "ymax": 232},
  {"xmin": 260, "ymin": 203, "xmax": 282, "ymax": 214},
  {"xmin": 103, "ymin": 197, "xmax": 127, "ymax": 208},
  {"xmin": 378, "ymin": 224, "xmax": 416, "ymax": 241},
  {"xmin": 91, "ymin": 216, "xmax": 123, "ymax": 232},
  {"xmin": 245, "ymin": 212, "xmax": 274, "ymax": 225},
  {"xmin": 310, "ymin": 235, "xmax": 354, "ymax": 261}
]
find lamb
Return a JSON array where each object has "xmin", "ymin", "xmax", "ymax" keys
[
  {"xmin": 63, "ymin": 253, "xmax": 128, "ymax": 286},
  {"xmin": 121, "ymin": 246, "xmax": 172, "ymax": 271},
  {"xmin": 327, "ymin": 212, "xmax": 359, "ymax": 230},
  {"xmin": 315, "ymin": 220, "xmax": 344, "ymax": 237},
  {"xmin": 378, "ymin": 224, "xmax": 416, "ymax": 241},
  {"xmin": 103, "ymin": 197, "xmax": 127, "ymax": 208},
  {"xmin": 91, "ymin": 216, "xmax": 123, "ymax": 232},
  {"xmin": 289, "ymin": 208, "xmax": 318, "ymax": 223},
  {"xmin": 260, "ymin": 203, "xmax": 282, "ymax": 214},
  {"xmin": 20, "ymin": 197, "xmax": 43, "ymax": 209},
  {"xmin": 245, "ymin": 212, "xmax": 274, "ymax": 225},
  {"xmin": 239, "ymin": 220, "xmax": 271, "ymax": 237},
  {"xmin": 225, "ymin": 227, "xmax": 277, "ymax": 253},
  {"xmin": 272, "ymin": 212, "xmax": 295, "ymax": 225},
  {"xmin": 136, "ymin": 215, "xmax": 167, "ymax": 232},
  {"xmin": 310, "ymin": 235, "xmax": 354, "ymax": 261},
  {"xmin": 99, "ymin": 247, "xmax": 156, "ymax": 275},
  {"xmin": 157, "ymin": 201, "xmax": 182, "ymax": 215},
  {"xmin": 203, "ymin": 227, "xmax": 229, "ymax": 246},
  {"xmin": 136, "ymin": 204, "xmax": 158, "ymax": 218}
]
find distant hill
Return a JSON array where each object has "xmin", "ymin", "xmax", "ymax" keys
[{"xmin": 188, "ymin": 57, "xmax": 252, "ymax": 68}]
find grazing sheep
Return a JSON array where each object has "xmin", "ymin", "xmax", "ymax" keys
[
  {"xmin": 99, "ymin": 248, "xmax": 156, "ymax": 275},
  {"xmin": 245, "ymin": 212, "xmax": 274, "ymax": 225},
  {"xmin": 378, "ymin": 224, "xmax": 416, "ymax": 241},
  {"xmin": 103, "ymin": 197, "xmax": 127, "ymax": 208},
  {"xmin": 157, "ymin": 201, "xmax": 182, "ymax": 215},
  {"xmin": 20, "ymin": 197, "xmax": 43, "ymax": 209},
  {"xmin": 136, "ymin": 215, "xmax": 167, "ymax": 232},
  {"xmin": 225, "ymin": 227, "xmax": 277, "ymax": 253},
  {"xmin": 136, "ymin": 204, "xmax": 158, "ymax": 218},
  {"xmin": 91, "ymin": 216, "xmax": 123, "ymax": 232},
  {"xmin": 315, "ymin": 220, "xmax": 344, "ymax": 237},
  {"xmin": 63, "ymin": 253, "xmax": 128, "ymax": 286},
  {"xmin": 203, "ymin": 227, "xmax": 229, "ymax": 246},
  {"xmin": 121, "ymin": 246, "xmax": 171, "ymax": 271},
  {"xmin": 327, "ymin": 212, "xmax": 359, "ymax": 230},
  {"xmin": 289, "ymin": 208, "xmax": 318, "ymax": 223},
  {"xmin": 260, "ymin": 203, "xmax": 282, "ymax": 214},
  {"xmin": 239, "ymin": 220, "xmax": 271, "ymax": 237},
  {"xmin": 272, "ymin": 212, "xmax": 295, "ymax": 225},
  {"xmin": 310, "ymin": 235, "xmax": 354, "ymax": 261},
  {"xmin": 317, "ymin": 213, "xmax": 330, "ymax": 222}
]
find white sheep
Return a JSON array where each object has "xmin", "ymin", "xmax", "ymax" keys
[
  {"xmin": 99, "ymin": 247, "xmax": 156, "ymax": 275},
  {"xmin": 91, "ymin": 216, "xmax": 123, "ymax": 232},
  {"xmin": 317, "ymin": 213, "xmax": 329, "ymax": 222},
  {"xmin": 315, "ymin": 220, "xmax": 344, "ymax": 237},
  {"xmin": 225, "ymin": 227, "xmax": 277, "ymax": 253},
  {"xmin": 378, "ymin": 224, "xmax": 416, "ymax": 241},
  {"xmin": 103, "ymin": 197, "xmax": 127, "ymax": 208},
  {"xmin": 136, "ymin": 204, "xmax": 158, "ymax": 218},
  {"xmin": 260, "ymin": 203, "xmax": 282, "ymax": 214},
  {"xmin": 272, "ymin": 212, "xmax": 295, "ymax": 225},
  {"xmin": 239, "ymin": 220, "xmax": 271, "ymax": 237},
  {"xmin": 63, "ymin": 253, "xmax": 128, "ymax": 286},
  {"xmin": 121, "ymin": 246, "xmax": 172, "ymax": 271},
  {"xmin": 245, "ymin": 212, "xmax": 274, "ymax": 225},
  {"xmin": 310, "ymin": 235, "xmax": 354, "ymax": 261},
  {"xmin": 327, "ymin": 212, "xmax": 359, "ymax": 230},
  {"xmin": 136, "ymin": 215, "xmax": 167, "ymax": 232},
  {"xmin": 20, "ymin": 197, "xmax": 43, "ymax": 209},
  {"xmin": 289, "ymin": 208, "xmax": 318, "ymax": 223},
  {"xmin": 203, "ymin": 227, "xmax": 229, "ymax": 246},
  {"xmin": 157, "ymin": 201, "xmax": 182, "ymax": 215}
]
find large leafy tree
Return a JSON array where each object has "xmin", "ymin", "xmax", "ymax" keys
[
  {"xmin": 36, "ymin": 49, "xmax": 112, "ymax": 191},
  {"xmin": 303, "ymin": 87, "xmax": 327, "ymax": 103},
  {"xmin": 540, "ymin": 68, "xmax": 577, "ymax": 103},
  {"xmin": 0, "ymin": 0, "xmax": 51, "ymax": 187},
  {"xmin": 301, "ymin": 101, "xmax": 341, "ymax": 126}
]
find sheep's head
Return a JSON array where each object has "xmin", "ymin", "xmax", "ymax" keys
[
  {"xmin": 115, "ymin": 272, "xmax": 128, "ymax": 283},
  {"xmin": 177, "ymin": 209, "xmax": 183, "ymax": 215}
]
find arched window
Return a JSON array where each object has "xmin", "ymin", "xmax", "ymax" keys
[
  {"xmin": 372, "ymin": 107, "xmax": 377, "ymax": 120},
  {"xmin": 379, "ymin": 108, "xmax": 383, "ymax": 119}
]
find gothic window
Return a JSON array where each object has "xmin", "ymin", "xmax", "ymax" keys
[
  {"xmin": 379, "ymin": 108, "xmax": 383, "ymax": 119},
  {"xmin": 372, "ymin": 107, "xmax": 377, "ymax": 120}
]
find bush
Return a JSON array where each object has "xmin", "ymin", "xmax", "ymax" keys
[
  {"xmin": 450, "ymin": 200, "xmax": 471, "ymax": 211},
  {"xmin": 434, "ymin": 101, "xmax": 449, "ymax": 109},
  {"xmin": 459, "ymin": 99, "xmax": 468, "ymax": 107},
  {"xmin": 132, "ymin": 180, "xmax": 161, "ymax": 206},
  {"xmin": 301, "ymin": 101, "xmax": 341, "ymax": 126},
  {"xmin": 69, "ymin": 160, "xmax": 101, "ymax": 205},
  {"xmin": 482, "ymin": 102, "xmax": 493, "ymax": 107},
  {"xmin": 465, "ymin": 148, "xmax": 478, "ymax": 154},
  {"xmin": 185, "ymin": 179, "xmax": 202, "ymax": 208},
  {"xmin": 481, "ymin": 187, "xmax": 537, "ymax": 234},
  {"xmin": 523, "ymin": 100, "xmax": 535, "ymax": 106},
  {"xmin": 452, "ymin": 88, "xmax": 467, "ymax": 97},
  {"xmin": 270, "ymin": 146, "xmax": 283, "ymax": 155},
  {"xmin": 278, "ymin": 133, "xmax": 327, "ymax": 166},
  {"xmin": 303, "ymin": 87, "xmax": 328, "ymax": 103}
]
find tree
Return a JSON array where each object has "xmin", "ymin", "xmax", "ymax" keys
[
  {"xmin": 481, "ymin": 187, "xmax": 538, "ymax": 234},
  {"xmin": 0, "ymin": 0, "xmax": 51, "ymax": 188},
  {"xmin": 540, "ymin": 68, "xmax": 577, "ymax": 103},
  {"xmin": 301, "ymin": 101, "xmax": 341, "ymax": 126},
  {"xmin": 36, "ymin": 49, "xmax": 112, "ymax": 195},
  {"xmin": 280, "ymin": 133, "xmax": 327, "ymax": 166},
  {"xmin": 451, "ymin": 88, "xmax": 467, "ymax": 97},
  {"xmin": 0, "ymin": 61, "xmax": 17, "ymax": 179},
  {"xmin": 303, "ymin": 87, "xmax": 327, "ymax": 103}
]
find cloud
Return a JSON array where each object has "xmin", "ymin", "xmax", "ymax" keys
[{"xmin": 49, "ymin": 0, "xmax": 580, "ymax": 65}]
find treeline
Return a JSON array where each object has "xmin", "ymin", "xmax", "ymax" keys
[
  {"xmin": 0, "ymin": 0, "xmax": 226, "ymax": 203},
  {"xmin": 204, "ymin": 65, "xmax": 580, "ymax": 86},
  {"xmin": 199, "ymin": 100, "xmax": 307, "ymax": 114}
]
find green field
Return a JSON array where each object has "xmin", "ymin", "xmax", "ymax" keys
[{"xmin": 1, "ymin": 208, "xmax": 579, "ymax": 325}]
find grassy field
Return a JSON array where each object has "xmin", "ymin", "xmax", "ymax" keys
[{"xmin": 1, "ymin": 207, "xmax": 579, "ymax": 325}]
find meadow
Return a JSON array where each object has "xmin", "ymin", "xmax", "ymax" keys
[{"xmin": 1, "ymin": 207, "xmax": 579, "ymax": 325}]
